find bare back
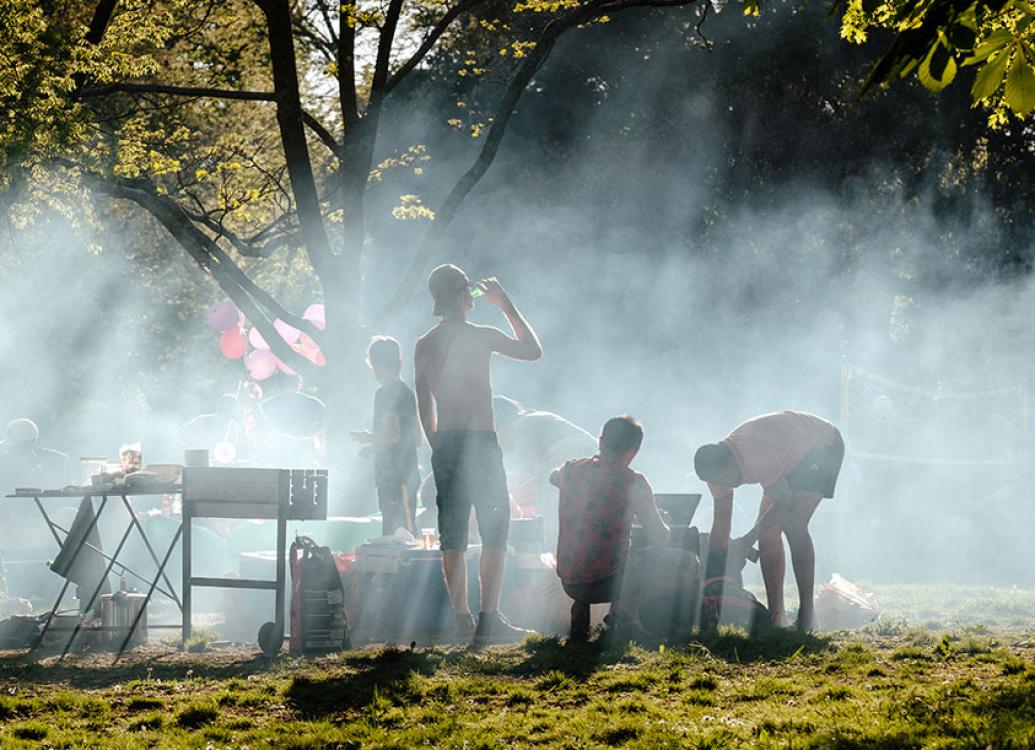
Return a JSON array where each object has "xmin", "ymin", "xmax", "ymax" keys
[{"xmin": 416, "ymin": 320, "xmax": 498, "ymax": 432}]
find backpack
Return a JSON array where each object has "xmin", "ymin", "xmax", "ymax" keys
[{"xmin": 289, "ymin": 536, "xmax": 351, "ymax": 654}]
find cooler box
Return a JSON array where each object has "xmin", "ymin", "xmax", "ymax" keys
[{"xmin": 350, "ymin": 543, "xmax": 480, "ymax": 644}]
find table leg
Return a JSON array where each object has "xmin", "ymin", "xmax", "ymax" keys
[
  {"xmin": 119, "ymin": 494, "xmax": 183, "ymax": 610},
  {"xmin": 114, "ymin": 524, "xmax": 183, "ymax": 663},
  {"xmin": 182, "ymin": 513, "xmax": 192, "ymax": 645},
  {"xmin": 35, "ymin": 495, "xmax": 108, "ymax": 651},
  {"xmin": 34, "ymin": 577, "xmax": 71, "ymax": 650},
  {"xmin": 33, "ymin": 496, "xmax": 64, "ymax": 548},
  {"xmin": 60, "ymin": 518, "xmax": 136, "ymax": 660},
  {"xmin": 275, "ymin": 517, "xmax": 287, "ymax": 641}
]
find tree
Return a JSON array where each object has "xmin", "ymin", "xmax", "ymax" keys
[
  {"xmin": 836, "ymin": 0, "xmax": 1035, "ymax": 124},
  {"xmin": 2, "ymin": 0, "xmax": 715, "ymax": 496}
]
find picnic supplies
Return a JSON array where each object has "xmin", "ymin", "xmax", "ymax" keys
[{"xmin": 815, "ymin": 574, "xmax": 879, "ymax": 630}]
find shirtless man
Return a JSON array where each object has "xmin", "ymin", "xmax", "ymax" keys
[
  {"xmin": 694, "ymin": 411, "xmax": 845, "ymax": 631},
  {"xmin": 415, "ymin": 264, "xmax": 542, "ymax": 644}
]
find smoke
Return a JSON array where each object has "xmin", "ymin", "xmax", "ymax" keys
[{"xmin": 1, "ymin": 0, "xmax": 1033, "ymax": 634}]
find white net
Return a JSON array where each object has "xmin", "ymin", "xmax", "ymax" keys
[{"xmin": 840, "ymin": 362, "xmax": 1029, "ymax": 465}]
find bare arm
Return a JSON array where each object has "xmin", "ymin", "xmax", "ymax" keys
[
  {"xmin": 737, "ymin": 477, "xmax": 793, "ymax": 548},
  {"xmin": 708, "ymin": 482, "xmax": 735, "ymax": 551},
  {"xmin": 478, "ymin": 278, "xmax": 542, "ymax": 361},
  {"xmin": 414, "ymin": 341, "xmax": 437, "ymax": 445},
  {"xmin": 634, "ymin": 479, "xmax": 670, "ymax": 546}
]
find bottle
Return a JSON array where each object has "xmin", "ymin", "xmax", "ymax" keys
[{"xmin": 470, "ymin": 276, "xmax": 498, "ymax": 298}]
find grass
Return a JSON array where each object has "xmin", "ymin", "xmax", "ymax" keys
[{"xmin": 0, "ymin": 583, "xmax": 1032, "ymax": 747}]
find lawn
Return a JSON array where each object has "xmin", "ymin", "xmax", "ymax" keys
[{"xmin": 1, "ymin": 583, "xmax": 1034, "ymax": 749}]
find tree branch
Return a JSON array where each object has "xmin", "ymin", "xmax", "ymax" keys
[
  {"xmin": 78, "ymin": 82, "xmax": 277, "ymax": 101},
  {"xmin": 372, "ymin": 0, "xmax": 698, "ymax": 324},
  {"xmin": 85, "ymin": 0, "xmax": 120, "ymax": 45},
  {"xmin": 302, "ymin": 111, "xmax": 342, "ymax": 158},
  {"xmin": 338, "ymin": 3, "xmax": 359, "ymax": 127},
  {"xmin": 383, "ymin": 0, "xmax": 489, "ymax": 97},
  {"xmin": 81, "ymin": 172, "xmax": 321, "ymax": 375},
  {"xmin": 371, "ymin": 0, "xmax": 406, "ymax": 96}
]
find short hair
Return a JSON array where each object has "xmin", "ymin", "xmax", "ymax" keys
[
  {"xmin": 366, "ymin": 335, "xmax": 401, "ymax": 371},
  {"xmin": 600, "ymin": 415, "xmax": 644, "ymax": 458},
  {"xmin": 694, "ymin": 443, "xmax": 735, "ymax": 482},
  {"xmin": 428, "ymin": 264, "xmax": 469, "ymax": 316}
]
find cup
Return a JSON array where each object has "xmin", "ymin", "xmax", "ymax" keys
[{"xmin": 421, "ymin": 528, "xmax": 436, "ymax": 550}]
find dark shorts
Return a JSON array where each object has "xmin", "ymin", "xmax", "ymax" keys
[
  {"xmin": 561, "ymin": 547, "xmax": 694, "ymax": 605},
  {"xmin": 431, "ymin": 430, "xmax": 510, "ymax": 551},
  {"xmin": 785, "ymin": 429, "xmax": 845, "ymax": 498}
]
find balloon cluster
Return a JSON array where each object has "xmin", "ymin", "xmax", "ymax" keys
[{"xmin": 207, "ymin": 301, "xmax": 326, "ymax": 381}]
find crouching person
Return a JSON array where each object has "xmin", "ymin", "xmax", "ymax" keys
[{"xmin": 550, "ymin": 416, "xmax": 670, "ymax": 642}]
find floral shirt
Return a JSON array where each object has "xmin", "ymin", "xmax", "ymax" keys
[{"xmin": 554, "ymin": 456, "xmax": 659, "ymax": 584}]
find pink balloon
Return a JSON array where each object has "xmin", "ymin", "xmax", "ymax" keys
[
  {"xmin": 219, "ymin": 327, "xmax": 248, "ymax": 359},
  {"xmin": 245, "ymin": 348, "xmax": 278, "ymax": 380},
  {"xmin": 248, "ymin": 327, "xmax": 269, "ymax": 350},
  {"xmin": 207, "ymin": 301, "xmax": 240, "ymax": 332},
  {"xmin": 303, "ymin": 304, "xmax": 326, "ymax": 331},
  {"xmin": 213, "ymin": 440, "xmax": 237, "ymax": 465},
  {"xmin": 298, "ymin": 336, "xmax": 326, "ymax": 367},
  {"xmin": 274, "ymin": 318, "xmax": 301, "ymax": 344}
]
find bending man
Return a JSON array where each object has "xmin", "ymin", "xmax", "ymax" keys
[
  {"xmin": 694, "ymin": 411, "xmax": 844, "ymax": 631},
  {"xmin": 415, "ymin": 264, "xmax": 542, "ymax": 645}
]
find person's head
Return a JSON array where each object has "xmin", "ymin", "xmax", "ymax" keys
[
  {"xmin": 3, "ymin": 418, "xmax": 39, "ymax": 448},
  {"xmin": 428, "ymin": 263, "xmax": 473, "ymax": 318},
  {"xmin": 694, "ymin": 442, "xmax": 740, "ymax": 487},
  {"xmin": 599, "ymin": 415, "xmax": 644, "ymax": 465},
  {"xmin": 366, "ymin": 335, "xmax": 402, "ymax": 383}
]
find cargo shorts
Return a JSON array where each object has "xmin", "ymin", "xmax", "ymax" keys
[{"xmin": 430, "ymin": 430, "xmax": 510, "ymax": 551}]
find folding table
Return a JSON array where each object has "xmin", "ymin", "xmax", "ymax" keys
[{"xmin": 5, "ymin": 484, "xmax": 183, "ymax": 660}]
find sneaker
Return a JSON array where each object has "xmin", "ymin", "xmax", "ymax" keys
[
  {"xmin": 473, "ymin": 611, "xmax": 532, "ymax": 646},
  {"xmin": 454, "ymin": 612, "xmax": 476, "ymax": 643}
]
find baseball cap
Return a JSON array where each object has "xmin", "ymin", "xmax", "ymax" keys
[{"xmin": 428, "ymin": 264, "xmax": 470, "ymax": 316}]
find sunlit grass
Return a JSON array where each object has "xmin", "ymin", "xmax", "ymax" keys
[{"xmin": 0, "ymin": 584, "xmax": 1033, "ymax": 746}]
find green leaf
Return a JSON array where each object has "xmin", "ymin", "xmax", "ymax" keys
[
  {"xmin": 963, "ymin": 28, "xmax": 1012, "ymax": 66},
  {"xmin": 1004, "ymin": 48, "xmax": 1035, "ymax": 114},
  {"xmin": 971, "ymin": 48, "xmax": 1011, "ymax": 100},
  {"xmin": 918, "ymin": 39, "xmax": 957, "ymax": 91}
]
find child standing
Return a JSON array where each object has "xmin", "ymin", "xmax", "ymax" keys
[{"xmin": 353, "ymin": 336, "xmax": 421, "ymax": 536}]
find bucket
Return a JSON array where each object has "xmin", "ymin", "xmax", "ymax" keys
[{"xmin": 100, "ymin": 592, "xmax": 148, "ymax": 648}]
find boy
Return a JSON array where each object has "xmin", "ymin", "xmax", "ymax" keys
[
  {"xmin": 353, "ymin": 336, "xmax": 420, "ymax": 536},
  {"xmin": 550, "ymin": 415, "xmax": 670, "ymax": 642},
  {"xmin": 414, "ymin": 265, "xmax": 542, "ymax": 644},
  {"xmin": 693, "ymin": 410, "xmax": 844, "ymax": 631}
]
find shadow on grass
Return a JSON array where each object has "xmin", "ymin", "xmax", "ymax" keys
[
  {"xmin": 0, "ymin": 649, "xmax": 275, "ymax": 689},
  {"xmin": 286, "ymin": 647, "xmax": 440, "ymax": 718},
  {"xmin": 502, "ymin": 635, "xmax": 635, "ymax": 679},
  {"xmin": 690, "ymin": 623, "xmax": 832, "ymax": 662}
]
